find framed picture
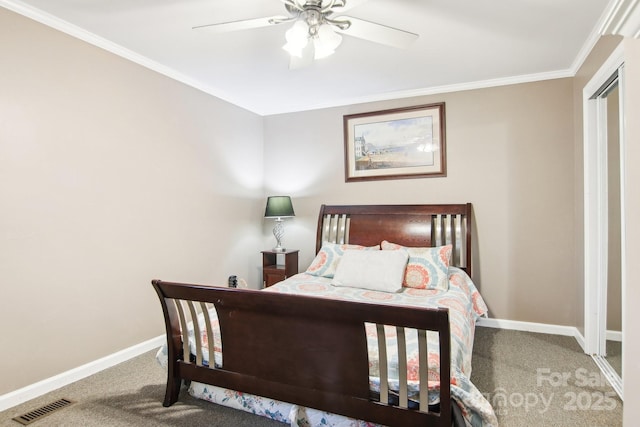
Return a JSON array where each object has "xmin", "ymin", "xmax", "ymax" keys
[{"xmin": 343, "ymin": 103, "xmax": 446, "ymax": 182}]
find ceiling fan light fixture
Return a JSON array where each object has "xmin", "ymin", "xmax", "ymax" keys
[
  {"xmin": 314, "ymin": 23, "xmax": 342, "ymax": 59},
  {"xmin": 283, "ymin": 20, "xmax": 309, "ymax": 57},
  {"xmin": 313, "ymin": 38, "xmax": 335, "ymax": 59},
  {"xmin": 283, "ymin": 41, "xmax": 305, "ymax": 57}
]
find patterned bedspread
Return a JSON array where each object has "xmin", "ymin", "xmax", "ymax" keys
[{"xmin": 156, "ymin": 267, "xmax": 497, "ymax": 426}]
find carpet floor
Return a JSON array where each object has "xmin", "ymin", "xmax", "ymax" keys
[{"xmin": 0, "ymin": 327, "xmax": 622, "ymax": 426}]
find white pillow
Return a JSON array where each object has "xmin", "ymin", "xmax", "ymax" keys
[
  {"xmin": 332, "ymin": 250, "xmax": 409, "ymax": 293},
  {"xmin": 305, "ymin": 242, "xmax": 380, "ymax": 278}
]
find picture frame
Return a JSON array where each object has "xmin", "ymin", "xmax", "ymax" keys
[{"xmin": 343, "ymin": 103, "xmax": 446, "ymax": 182}]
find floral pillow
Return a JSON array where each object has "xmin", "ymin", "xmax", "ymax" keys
[
  {"xmin": 381, "ymin": 240, "xmax": 452, "ymax": 291},
  {"xmin": 306, "ymin": 242, "xmax": 380, "ymax": 279}
]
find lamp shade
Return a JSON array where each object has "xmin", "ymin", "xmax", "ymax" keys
[{"xmin": 264, "ymin": 196, "xmax": 295, "ymax": 218}]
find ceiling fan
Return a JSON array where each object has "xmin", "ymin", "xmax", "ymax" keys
[{"xmin": 193, "ymin": 0, "xmax": 418, "ymax": 69}]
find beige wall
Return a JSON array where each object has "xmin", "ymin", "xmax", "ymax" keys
[
  {"xmin": 0, "ymin": 8, "xmax": 264, "ymax": 395},
  {"xmin": 264, "ymin": 79, "xmax": 578, "ymax": 325}
]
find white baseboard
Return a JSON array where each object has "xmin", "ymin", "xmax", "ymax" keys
[
  {"xmin": 0, "ymin": 335, "xmax": 165, "ymax": 412},
  {"xmin": 477, "ymin": 317, "xmax": 585, "ymax": 349},
  {"xmin": 2, "ymin": 319, "xmax": 597, "ymax": 412}
]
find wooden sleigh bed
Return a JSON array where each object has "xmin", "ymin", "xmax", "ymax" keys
[{"xmin": 152, "ymin": 203, "xmax": 493, "ymax": 427}]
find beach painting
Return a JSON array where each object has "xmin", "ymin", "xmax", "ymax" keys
[{"xmin": 343, "ymin": 103, "xmax": 446, "ymax": 181}]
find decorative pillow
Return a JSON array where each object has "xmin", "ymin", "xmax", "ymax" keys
[
  {"xmin": 381, "ymin": 240, "xmax": 452, "ymax": 291},
  {"xmin": 305, "ymin": 242, "xmax": 379, "ymax": 278},
  {"xmin": 332, "ymin": 250, "xmax": 409, "ymax": 293}
]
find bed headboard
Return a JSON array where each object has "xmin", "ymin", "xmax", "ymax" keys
[{"xmin": 316, "ymin": 204, "xmax": 473, "ymax": 276}]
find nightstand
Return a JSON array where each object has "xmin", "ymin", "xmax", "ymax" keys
[{"xmin": 261, "ymin": 250, "xmax": 299, "ymax": 288}]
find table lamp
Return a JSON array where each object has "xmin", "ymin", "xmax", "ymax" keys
[{"xmin": 264, "ymin": 196, "xmax": 295, "ymax": 252}]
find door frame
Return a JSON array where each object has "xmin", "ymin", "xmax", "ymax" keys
[{"xmin": 582, "ymin": 43, "xmax": 625, "ymax": 398}]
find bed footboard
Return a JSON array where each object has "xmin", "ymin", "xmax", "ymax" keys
[{"xmin": 152, "ymin": 280, "xmax": 452, "ymax": 427}]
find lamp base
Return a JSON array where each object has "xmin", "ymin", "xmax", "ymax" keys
[{"xmin": 272, "ymin": 219, "xmax": 286, "ymax": 253}]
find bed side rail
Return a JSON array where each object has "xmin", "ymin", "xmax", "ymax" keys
[{"xmin": 152, "ymin": 280, "xmax": 451, "ymax": 427}]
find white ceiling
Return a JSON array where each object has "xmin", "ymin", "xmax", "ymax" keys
[{"xmin": 3, "ymin": 0, "xmax": 614, "ymax": 115}]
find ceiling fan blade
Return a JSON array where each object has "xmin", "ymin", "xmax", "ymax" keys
[
  {"xmin": 337, "ymin": 16, "xmax": 418, "ymax": 49},
  {"xmin": 193, "ymin": 16, "xmax": 288, "ymax": 33}
]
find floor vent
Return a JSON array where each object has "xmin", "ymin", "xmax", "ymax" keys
[{"xmin": 12, "ymin": 398, "xmax": 75, "ymax": 425}]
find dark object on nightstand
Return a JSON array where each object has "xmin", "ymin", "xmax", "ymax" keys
[
  {"xmin": 228, "ymin": 275, "xmax": 238, "ymax": 288},
  {"xmin": 261, "ymin": 249, "xmax": 298, "ymax": 287}
]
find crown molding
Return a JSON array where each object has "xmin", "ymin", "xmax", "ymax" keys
[
  {"xmin": 0, "ymin": 0, "xmax": 627, "ymax": 116},
  {"xmin": 269, "ymin": 69, "xmax": 574, "ymax": 116},
  {"xmin": 600, "ymin": 0, "xmax": 640, "ymax": 38},
  {"xmin": 0, "ymin": 0, "xmax": 249, "ymax": 111}
]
